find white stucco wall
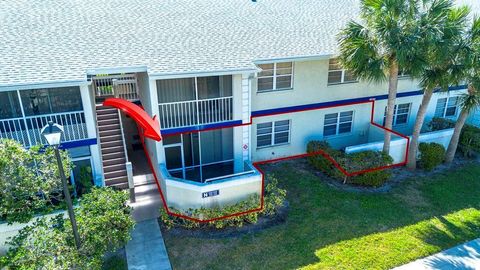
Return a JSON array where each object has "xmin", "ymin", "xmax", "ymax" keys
[
  {"xmin": 250, "ymin": 59, "xmax": 466, "ymax": 162},
  {"xmin": 346, "ymin": 129, "xmax": 455, "ymax": 163},
  {"xmin": 161, "ymin": 165, "xmax": 262, "ymax": 210}
]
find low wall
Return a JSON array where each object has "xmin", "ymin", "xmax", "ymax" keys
[
  {"xmin": 160, "ymin": 165, "xmax": 262, "ymax": 210},
  {"xmin": 345, "ymin": 129, "xmax": 454, "ymax": 163}
]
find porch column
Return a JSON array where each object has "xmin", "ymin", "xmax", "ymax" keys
[
  {"xmin": 80, "ymin": 84, "xmax": 104, "ymax": 186},
  {"xmin": 232, "ymin": 73, "xmax": 253, "ymax": 173}
]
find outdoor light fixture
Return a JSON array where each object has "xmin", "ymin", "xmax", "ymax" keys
[
  {"xmin": 40, "ymin": 121, "xmax": 64, "ymax": 146},
  {"xmin": 41, "ymin": 121, "xmax": 81, "ymax": 249}
]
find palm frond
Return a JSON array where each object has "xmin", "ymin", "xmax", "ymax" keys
[{"xmin": 337, "ymin": 21, "xmax": 387, "ymax": 83}]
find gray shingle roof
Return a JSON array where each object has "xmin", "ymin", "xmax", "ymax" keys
[{"xmin": 0, "ymin": 0, "xmax": 478, "ymax": 87}]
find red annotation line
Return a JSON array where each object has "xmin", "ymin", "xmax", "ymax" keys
[{"xmin": 130, "ymin": 99, "xmax": 409, "ymax": 223}]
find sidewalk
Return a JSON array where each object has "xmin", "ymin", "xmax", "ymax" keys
[
  {"xmin": 126, "ymin": 184, "xmax": 172, "ymax": 270},
  {"xmin": 393, "ymin": 239, "xmax": 480, "ymax": 270}
]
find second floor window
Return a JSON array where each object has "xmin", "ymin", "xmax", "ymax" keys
[
  {"xmin": 323, "ymin": 111, "xmax": 354, "ymax": 136},
  {"xmin": 383, "ymin": 103, "xmax": 411, "ymax": 126},
  {"xmin": 327, "ymin": 59, "xmax": 357, "ymax": 85},
  {"xmin": 257, "ymin": 62, "xmax": 293, "ymax": 92},
  {"xmin": 257, "ymin": 120, "xmax": 291, "ymax": 148},
  {"xmin": 435, "ymin": 96, "xmax": 459, "ymax": 118}
]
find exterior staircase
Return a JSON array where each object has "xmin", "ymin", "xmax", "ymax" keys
[{"xmin": 96, "ymin": 104, "xmax": 129, "ymax": 189}]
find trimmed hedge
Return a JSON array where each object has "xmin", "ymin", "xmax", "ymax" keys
[
  {"xmin": 418, "ymin": 142, "xmax": 446, "ymax": 171},
  {"xmin": 307, "ymin": 141, "xmax": 394, "ymax": 187},
  {"xmin": 428, "ymin": 117, "xmax": 480, "ymax": 158},
  {"xmin": 159, "ymin": 177, "xmax": 286, "ymax": 230}
]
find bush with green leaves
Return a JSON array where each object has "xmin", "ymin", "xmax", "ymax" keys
[
  {"xmin": 428, "ymin": 117, "xmax": 456, "ymax": 131},
  {"xmin": 0, "ymin": 187, "xmax": 134, "ymax": 270},
  {"xmin": 428, "ymin": 118, "xmax": 480, "ymax": 158},
  {"xmin": 307, "ymin": 141, "xmax": 394, "ymax": 187},
  {"xmin": 159, "ymin": 176, "xmax": 286, "ymax": 230},
  {"xmin": 0, "ymin": 139, "xmax": 72, "ymax": 224},
  {"xmin": 418, "ymin": 142, "xmax": 446, "ymax": 171}
]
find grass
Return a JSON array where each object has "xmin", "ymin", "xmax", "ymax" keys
[{"xmin": 163, "ymin": 161, "xmax": 480, "ymax": 270}]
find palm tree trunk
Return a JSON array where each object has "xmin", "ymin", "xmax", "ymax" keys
[
  {"xmin": 406, "ymin": 89, "xmax": 434, "ymax": 170},
  {"xmin": 445, "ymin": 109, "xmax": 469, "ymax": 163},
  {"xmin": 383, "ymin": 58, "xmax": 399, "ymax": 154}
]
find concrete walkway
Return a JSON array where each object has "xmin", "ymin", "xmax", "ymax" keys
[
  {"xmin": 394, "ymin": 239, "xmax": 480, "ymax": 270},
  {"xmin": 126, "ymin": 184, "xmax": 172, "ymax": 270}
]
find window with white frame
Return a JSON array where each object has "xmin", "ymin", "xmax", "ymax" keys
[
  {"xmin": 256, "ymin": 120, "xmax": 290, "ymax": 148},
  {"xmin": 327, "ymin": 59, "xmax": 357, "ymax": 85},
  {"xmin": 435, "ymin": 96, "xmax": 459, "ymax": 118},
  {"xmin": 257, "ymin": 62, "xmax": 293, "ymax": 92},
  {"xmin": 323, "ymin": 111, "xmax": 354, "ymax": 136},
  {"xmin": 383, "ymin": 103, "xmax": 411, "ymax": 126}
]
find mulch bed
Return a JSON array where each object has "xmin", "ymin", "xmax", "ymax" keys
[
  {"xmin": 263, "ymin": 154, "xmax": 479, "ymax": 194},
  {"xmin": 159, "ymin": 201, "xmax": 289, "ymax": 239}
]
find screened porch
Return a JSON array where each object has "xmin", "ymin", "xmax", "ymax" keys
[
  {"xmin": 157, "ymin": 75, "xmax": 234, "ymax": 129},
  {"xmin": 0, "ymin": 87, "xmax": 88, "ymax": 147},
  {"xmin": 163, "ymin": 127, "xmax": 256, "ymax": 183}
]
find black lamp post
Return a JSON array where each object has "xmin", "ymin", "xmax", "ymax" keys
[{"xmin": 41, "ymin": 121, "xmax": 81, "ymax": 249}]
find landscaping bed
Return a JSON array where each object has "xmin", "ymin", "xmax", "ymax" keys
[{"xmin": 163, "ymin": 161, "xmax": 480, "ymax": 270}]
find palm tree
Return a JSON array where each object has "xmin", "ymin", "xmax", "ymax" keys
[
  {"xmin": 406, "ymin": 6, "xmax": 470, "ymax": 170},
  {"xmin": 338, "ymin": 0, "xmax": 454, "ymax": 153},
  {"xmin": 444, "ymin": 17, "xmax": 480, "ymax": 163}
]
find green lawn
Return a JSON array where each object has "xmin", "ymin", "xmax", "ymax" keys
[{"xmin": 163, "ymin": 161, "xmax": 480, "ymax": 270}]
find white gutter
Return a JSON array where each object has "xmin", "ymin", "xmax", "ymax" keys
[
  {"xmin": 0, "ymin": 79, "xmax": 90, "ymax": 92},
  {"xmin": 148, "ymin": 67, "xmax": 260, "ymax": 80},
  {"xmin": 86, "ymin": 65, "xmax": 148, "ymax": 75},
  {"xmin": 253, "ymin": 54, "xmax": 333, "ymax": 64}
]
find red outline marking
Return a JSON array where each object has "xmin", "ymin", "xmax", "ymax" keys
[{"xmin": 111, "ymin": 99, "xmax": 410, "ymax": 223}]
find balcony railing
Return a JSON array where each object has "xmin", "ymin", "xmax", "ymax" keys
[
  {"xmin": 158, "ymin": 96, "xmax": 233, "ymax": 129},
  {"xmin": 0, "ymin": 111, "xmax": 88, "ymax": 147},
  {"xmin": 92, "ymin": 74, "xmax": 139, "ymax": 101}
]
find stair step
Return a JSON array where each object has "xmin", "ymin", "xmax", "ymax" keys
[
  {"xmin": 105, "ymin": 175, "xmax": 128, "ymax": 186},
  {"xmin": 99, "ymin": 134, "xmax": 123, "ymax": 143},
  {"xmin": 97, "ymin": 118, "xmax": 120, "ymax": 126},
  {"xmin": 102, "ymin": 152, "xmax": 126, "ymax": 160},
  {"xmin": 104, "ymin": 169, "xmax": 128, "ymax": 179},
  {"xmin": 97, "ymin": 113, "xmax": 119, "ymax": 121},
  {"xmin": 99, "ymin": 129, "xmax": 122, "ymax": 137},
  {"xmin": 103, "ymin": 157, "xmax": 127, "ymax": 167},
  {"xmin": 101, "ymin": 140, "xmax": 124, "ymax": 149},
  {"xmin": 98, "ymin": 123, "xmax": 121, "ymax": 132},
  {"xmin": 96, "ymin": 108, "xmax": 118, "ymax": 116},
  {"xmin": 104, "ymin": 163, "xmax": 127, "ymax": 173},
  {"xmin": 101, "ymin": 145, "xmax": 125, "ymax": 154}
]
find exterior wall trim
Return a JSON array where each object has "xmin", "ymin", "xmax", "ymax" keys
[
  {"xmin": 252, "ymin": 86, "xmax": 467, "ymax": 117},
  {"xmin": 59, "ymin": 138, "xmax": 97, "ymax": 149}
]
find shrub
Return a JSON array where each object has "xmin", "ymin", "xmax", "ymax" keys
[
  {"xmin": 306, "ymin": 141, "xmax": 393, "ymax": 187},
  {"xmin": 0, "ymin": 139, "xmax": 72, "ymax": 224},
  {"xmin": 418, "ymin": 142, "xmax": 446, "ymax": 171},
  {"xmin": 458, "ymin": 125, "xmax": 480, "ymax": 158},
  {"xmin": 428, "ymin": 118, "xmax": 480, "ymax": 158},
  {"xmin": 0, "ymin": 188, "xmax": 134, "ymax": 269},
  {"xmin": 159, "ymin": 176, "xmax": 286, "ymax": 230},
  {"xmin": 428, "ymin": 117, "xmax": 455, "ymax": 131}
]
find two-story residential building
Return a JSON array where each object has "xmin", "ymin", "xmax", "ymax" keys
[{"xmin": 1, "ymin": 0, "xmax": 476, "ymax": 211}]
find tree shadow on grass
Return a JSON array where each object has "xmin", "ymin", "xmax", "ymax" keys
[{"xmin": 163, "ymin": 162, "xmax": 480, "ymax": 270}]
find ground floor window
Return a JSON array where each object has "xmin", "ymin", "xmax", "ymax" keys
[
  {"xmin": 256, "ymin": 120, "xmax": 291, "ymax": 148},
  {"xmin": 435, "ymin": 96, "xmax": 459, "ymax": 118},
  {"xmin": 323, "ymin": 111, "xmax": 353, "ymax": 136},
  {"xmin": 383, "ymin": 103, "xmax": 411, "ymax": 126},
  {"xmin": 68, "ymin": 146, "xmax": 93, "ymax": 196}
]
